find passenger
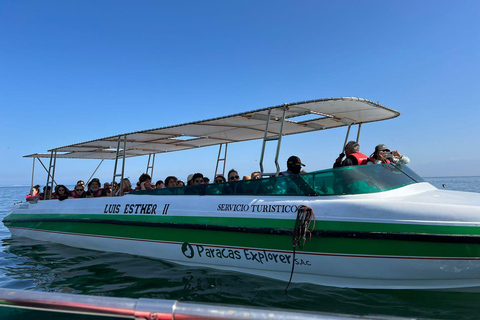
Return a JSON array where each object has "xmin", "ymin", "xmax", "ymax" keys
[
  {"xmin": 214, "ymin": 174, "xmax": 226, "ymax": 183},
  {"xmin": 243, "ymin": 175, "xmax": 251, "ymax": 180},
  {"xmin": 103, "ymin": 182, "xmax": 111, "ymax": 195},
  {"xmin": 39, "ymin": 186, "xmax": 52, "ymax": 200},
  {"xmin": 26, "ymin": 185, "xmax": 41, "ymax": 201},
  {"xmin": 187, "ymin": 174, "xmax": 194, "ymax": 186},
  {"xmin": 117, "ymin": 178, "xmax": 133, "ymax": 195},
  {"xmin": 192, "ymin": 173, "xmax": 205, "ymax": 185},
  {"xmin": 227, "ymin": 169, "xmax": 240, "ymax": 182},
  {"xmin": 165, "ymin": 176, "xmax": 178, "ymax": 188},
  {"xmin": 86, "ymin": 178, "xmax": 103, "ymax": 197},
  {"xmin": 109, "ymin": 181, "xmax": 118, "ymax": 196},
  {"xmin": 137, "ymin": 174, "xmax": 153, "ymax": 190},
  {"xmin": 369, "ymin": 144, "xmax": 410, "ymax": 165},
  {"xmin": 280, "ymin": 156, "xmax": 305, "ymax": 176},
  {"xmin": 71, "ymin": 184, "xmax": 87, "ymax": 198},
  {"xmin": 55, "ymin": 185, "xmax": 70, "ymax": 200},
  {"xmin": 177, "ymin": 180, "xmax": 185, "ymax": 187},
  {"xmin": 203, "ymin": 177, "xmax": 210, "ymax": 184},
  {"xmin": 334, "ymin": 141, "xmax": 371, "ymax": 168},
  {"xmin": 155, "ymin": 180, "xmax": 164, "ymax": 189},
  {"xmin": 251, "ymin": 171, "xmax": 261, "ymax": 180}
]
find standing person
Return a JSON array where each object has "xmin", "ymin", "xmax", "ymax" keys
[
  {"xmin": 334, "ymin": 141, "xmax": 372, "ymax": 168},
  {"xmin": 280, "ymin": 156, "xmax": 305, "ymax": 176},
  {"xmin": 26, "ymin": 185, "xmax": 40, "ymax": 201},
  {"xmin": 369, "ymin": 144, "xmax": 410, "ymax": 165}
]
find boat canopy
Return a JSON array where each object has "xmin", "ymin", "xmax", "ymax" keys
[{"xmin": 24, "ymin": 97, "xmax": 399, "ymax": 160}]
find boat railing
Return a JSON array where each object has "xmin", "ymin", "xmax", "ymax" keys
[
  {"xmin": 132, "ymin": 164, "xmax": 424, "ymax": 197},
  {"xmin": 0, "ymin": 288, "xmax": 414, "ymax": 320}
]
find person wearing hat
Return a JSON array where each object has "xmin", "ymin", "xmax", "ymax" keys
[
  {"xmin": 369, "ymin": 144, "xmax": 410, "ymax": 165},
  {"xmin": 280, "ymin": 156, "xmax": 306, "ymax": 176},
  {"xmin": 334, "ymin": 141, "xmax": 372, "ymax": 168}
]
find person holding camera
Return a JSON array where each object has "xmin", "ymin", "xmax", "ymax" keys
[{"xmin": 369, "ymin": 144, "xmax": 410, "ymax": 165}]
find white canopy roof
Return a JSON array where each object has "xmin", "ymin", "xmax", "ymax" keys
[{"xmin": 25, "ymin": 97, "xmax": 399, "ymax": 160}]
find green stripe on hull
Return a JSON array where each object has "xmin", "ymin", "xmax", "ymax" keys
[
  {"xmin": 6, "ymin": 220, "xmax": 480, "ymax": 258},
  {"xmin": 5, "ymin": 213, "xmax": 480, "ymax": 235}
]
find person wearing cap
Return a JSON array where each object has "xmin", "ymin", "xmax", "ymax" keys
[
  {"xmin": 369, "ymin": 144, "xmax": 410, "ymax": 165},
  {"xmin": 187, "ymin": 174, "xmax": 194, "ymax": 185},
  {"xmin": 280, "ymin": 156, "xmax": 306, "ymax": 176},
  {"xmin": 334, "ymin": 141, "xmax": 372, "ymax": 168}
]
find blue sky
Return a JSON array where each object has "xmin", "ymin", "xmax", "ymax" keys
[{"xmin": 1, "ymin": 1, "xmax": 479, "ymax": 187}]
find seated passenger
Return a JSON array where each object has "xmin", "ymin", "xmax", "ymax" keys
[
  {"xmin": 76, "ymin": 180, "xmax": 86, "ymax": 190},
  {"xmin": 280, "ymin": 156, "xmax": 305, "ymax": 176},
  {"xmin": 334, "ymin": 141, "xmax": 372, "ymax": 168},
  {"xmin": 227, "ymin": 169, "xmax": 240, "ymax": 182},
  {"xmin": 39, "ymin": 186, "xmax": 52, "ymax": 200},
  {"xmin": 117, "ymin": 178, "xmax": 133, "ymax": 195},
  {"xmin": 155, "ymin": 180, "xmax": 164, "ymax": 189},
  {"xmin": 71, "ymin": 184, "xmax": 87, "ymax": 198},
  {"xmin": 54, "ymin": 185, "xmax": 70, "ymax": 200},
  {"xmin": 203, "ymin": 177, "xmax": 210, "ymax": 184},
  {"xmin": 103, "ymin": 182, "xmax": 111, "ymax": 195},
  {"xmin": 136, "ymin": 174, "xmax": 153, "ymax": 190},
  {"xmin": 108, "ymin": 181, "xmax": 118, "ymax": 196},
  {"xmin": 165, "ymin": 176, "xmax": 178, "ymax": 188},
  {"xmin": 187, "ymin": 174, "xmax": 194, "ymax": 186},
  {"xmin": 251, "ymin": 171, "xmax": 261, "ymax": 180},
  {"xmin": 86, "ymin": 178, "xmax": 103, "ymax": 197},
  {"xmin": 214, "ymin": 174, "xmax": 226, "ymax": 183},
  {"xmin": 192, "ymin": 173, "xmax": 205, "ymax": 185},
  {"xmin": 26, "ymin": 185, "xmax": 41, "ymax": 201},
  {"xmin": 369, "ymin": 144, "xmax": 410, "ymax": 165},
  {"xmin": 177, "ymin": 180, "xmax": 185, "ymax": 187}
]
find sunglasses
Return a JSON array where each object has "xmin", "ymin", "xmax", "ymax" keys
[
  {"xmin": 229, "ymin": 176, "xmax": 240, "ymax": 180},
  {"xmin": 194, "ymin": 179, "xmax": 204, "ymax": 183},
  {"xmin": 76, "ymin": 188, "xmax": 84, "ymax": 191}
]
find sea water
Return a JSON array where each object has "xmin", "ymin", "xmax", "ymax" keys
[{"xmin": 1, "ymin": 177, "xmax": 480, "ymax": 319}]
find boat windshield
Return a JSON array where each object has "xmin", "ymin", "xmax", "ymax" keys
[{"xmin": 132, "ymin": 164, "xmax": 425, "ymax": 197}]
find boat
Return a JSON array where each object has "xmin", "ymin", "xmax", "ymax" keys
[{"xmin": 4, "ymin": 97, "xmax": 480, "ymax": 291}]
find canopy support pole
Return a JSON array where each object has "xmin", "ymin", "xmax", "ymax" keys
[
  {"xmin": 45, "ymin": 150, "xmax": 57, "ymax": 200},
  {"xmin": 112, "ymin": 135, "xmax": 127, "ymax": 196},
  {"xmin": 30, "ymin": 157, "xmax": 36, "ymax": 191},
  {"xmin": 259, "ymin": 104, "xmax": 288, "ymax": 177},
  {"xmin": 214, "ymin": 143, "xmax": 228, "ymax": 178},
  {"xmin": 146, "ymin": 154, "xmax": 155, "ymax": 178},
  {"xmin": 86, "ymin": 160, "xmax": 105, "ymax": 187},
  {"xmin": 356, "ymin": 123, "xmax": 362, "ymax": 142}
]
